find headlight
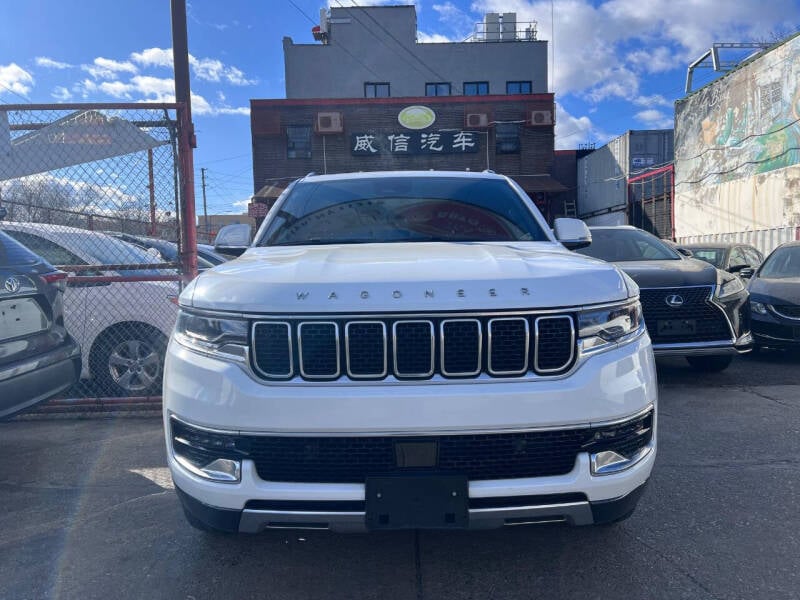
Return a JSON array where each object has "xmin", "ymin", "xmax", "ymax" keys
[
  {"xmin": 751, "ymin": 301, "xmax": 768, "ymax": 315},
  {"xmin": 716, "ymin": 275, "xmax": 745, "ymax": 298},
  {"xmin": 579, "ymin": 300, "xmax": 643, "ymax": 352},
  {"xmin": 174, "ymin": 309, "xmax": 248, "ymax": 359}
]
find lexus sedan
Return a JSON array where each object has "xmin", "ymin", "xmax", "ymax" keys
[
  {"xmin": 1, "ymin": 230, "xmax": 81, "ymax": 418},
  {"xmin": 576, "ymin": 226, "xmax": 752, "ymax": 371},
  {"xmin": 681, "ymin": 242, "xmax": 763, "ymax": 276},
  {"xmin": 747, "ymin": 241, "xmax": 800, "ymax": 349}
]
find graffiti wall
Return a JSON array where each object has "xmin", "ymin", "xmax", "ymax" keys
[{"xmin": 674, "ymin": 33, "xmax": 800, "ymax": 237}]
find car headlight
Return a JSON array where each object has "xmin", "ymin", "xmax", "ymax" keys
[
  {"xmin": 578, "ymin": 300, "xmax": 643, "ymax": 352},
  {"xmin": 174, "ymin": 309, "xmax": 248, "ymax": 360},
  {"xmin": 716, "ymin": 275, "xmax": 745, "ymax": 298},
  {"xmin": 751, "ymin": 301, "xmax": 768, "ymax": 315}
]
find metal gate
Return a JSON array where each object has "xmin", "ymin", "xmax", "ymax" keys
[
  {"xmin": 0, "ymin": 103, "xmax": 196, "ymax": 407},
  {"xmin": 628, "ymin": 165, "xmax": 674, "ymax": 240}
]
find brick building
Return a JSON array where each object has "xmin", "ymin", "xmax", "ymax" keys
[{"xmin": 250, "ymin": 4, "xmax": 568, "ymax": 222}]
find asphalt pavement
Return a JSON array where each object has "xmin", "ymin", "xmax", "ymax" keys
[{"xmin": 1, "ymin": 351, "xmax": 799, "ymax": 600}]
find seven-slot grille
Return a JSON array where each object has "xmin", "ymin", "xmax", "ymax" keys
[
  {"xmin": 252, "ymin": 314, "xmax": 575, "ymax": 381},
  {"xmin": 639, "ymin": 286, "xmax": 732, "ymax": 344}
]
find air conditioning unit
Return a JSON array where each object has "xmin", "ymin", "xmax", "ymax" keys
[
  {"xmin": 529, "ymin": 110, "xmax": 553, "ymax": 126},
  {"xmin": 465, "ymin": 113, "xmax": 489, "ymax": 128},
  {"xmin": 315, "ymin": 111, "xmax": 343, "ymax": 134}
]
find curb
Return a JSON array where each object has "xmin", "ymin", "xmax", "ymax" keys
[{"xmin": 17, "ymin": 396, "xmax": 163, "ymax": 419}]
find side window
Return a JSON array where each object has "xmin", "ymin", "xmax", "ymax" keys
[
  {"xmin": 728, "ymin": 247, "xmax": 747, "ymax": 268},
  {"xmin": 744, "ymin": 247, "xmax": 762, "ymax": 266},
  {"xmin": 3, "ymin": 230, "xmax": 86, "ymax": 266},
  {"xmin": 286, "ymin": 126, "xmax": 312, "ymax": 159}
]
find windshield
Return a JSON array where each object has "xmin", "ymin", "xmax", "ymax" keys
[
  {"xmin": 576, "ymin": 228, "xmax": 680, "ymax": 262},
  {"xmin": 256, "ymin": 176, "xmax": 548, "ymax": 246},
  {"xmin": 688, "ymin": 248, "xmax": 725, "ymax": 268},
  {"xmin": 759, "ymin": 246, "xmax": 800, "ymax": 278}
]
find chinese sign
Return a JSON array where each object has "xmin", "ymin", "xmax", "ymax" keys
[{"xmin": 351, "ymin": 131, "xmax": 479, "ymax": 155}]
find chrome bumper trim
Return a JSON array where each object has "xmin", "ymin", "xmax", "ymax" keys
[{"xmin": 238, "ymin": 501, "xmax": 596, "ymax": 533}]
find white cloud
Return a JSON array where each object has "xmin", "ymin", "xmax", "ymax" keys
[
  {"xmin": 130, "ymin": 47, "xmax": 173, "ymax": 68},
  {"xmin": 83, "ymin": 57, "xmax": 138, "ymax": 80},
  {"xmin": 0, "ymin": 63, "xmax": 34, "ymax": 97},
  {"xmin": 626, "ymin": 46, "xmax": 675, "ymax": 74},
  {"xmin": 51, "ymin": 86, "xmax": 73, "ymax": 101},
  {"xmin": 632, "ymin": 94, "xmax": 673, "ymax": 108},
  {"xmin": 431, "ymin": 2, "xmax": 476, "ymax": 35},
  {"xmin": 554, "ymin": 102, "xmax": 603, "ymax": 149},
  {"xmin": 418, "ymin": 32, "xmax": 457, "ymax": 43},
  {"xmin": 98, "ymin": 80, "xmax": 135, "ymax": 99},
  {"xmin": 635, "ymin": 109, "xmax": 674, "ymax": 128},
  {"xmin": 36, "ymin": 56, "xmax": 73, "ymax": 69},
  {"xmin": 232, "ymin": 199, "xmax": 250, "ymax": 209},
  {"xmin": 130, "ymin": 46, "xmax": 257, "ymax": 85}
]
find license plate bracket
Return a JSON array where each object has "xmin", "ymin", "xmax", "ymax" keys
[
  {"xmin": 657, "ymin": 318, "xmax": 697, "ymax": 336},
  {"xmin": 365, "ymin": 474, "xmax": 468, "ymax": 530}
]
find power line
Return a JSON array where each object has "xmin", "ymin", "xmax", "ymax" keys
[
  {"xmin": 340, "ymin": 0, "xmax": 463, "ymax": 94},
  {"xmin": 0, "ymin": 81, "xmax": 32, "ymax": 103}
]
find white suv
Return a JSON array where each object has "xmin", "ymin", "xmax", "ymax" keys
[{"xmin": 164, "ymin": 171, "xmax": 657, "ymax": 533}]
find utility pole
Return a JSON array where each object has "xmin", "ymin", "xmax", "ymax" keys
[{"xmin": 201, "ymin": 167, "xmax": 208, "ymax": 239}]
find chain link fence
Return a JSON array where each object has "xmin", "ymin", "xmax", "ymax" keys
[{"xmin": 0, "ymin": 103, "xmax": 194, "ymax": 401}]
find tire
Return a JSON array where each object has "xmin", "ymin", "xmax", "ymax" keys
[
  {"xmin": 90, "ymin": 323, "xmax": 167, "ymax": 397},
  {"xmin": 685, "ymin": 355, "xmax": 733, "ymax": 372}
]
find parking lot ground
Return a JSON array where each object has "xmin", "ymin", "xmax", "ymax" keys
[{"xmin": 2, "ymin": 355, "xmax": 799, "ymax": 600}]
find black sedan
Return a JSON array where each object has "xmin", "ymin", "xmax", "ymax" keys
[
  {"xmin": 681, "ymin": 242, "xmax": 764, "ymax": 275},
  {"xmin": 747, "ymin": 241, "xmax": 800, "ymax": 349},
  {"xmin": 576, "ymin": 226, "xmax": 752, "ymax": 372},
  {"xmin": 0, "ymin": 230, "xmax": 81, "ymax": 418}
]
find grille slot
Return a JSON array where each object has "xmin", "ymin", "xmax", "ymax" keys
[
  {"xmin": 346, "ymin": 321, "xmax": 387, "ymax": 378},
  {"xmin": 771, "ymin": 305, "xmax": 800, "ymax": 320},
  {"xmin": 298, "ymin": 322, "xmax": 340, "ymax": 379},
  {"xmin": 440, "ymin": 319, "xmax": 481, "ymax": 376},
  {"xmin": 534, "ymin": 316, "xmax": 575, "ymax": 372},
  {"xmin": 252, "ymin": 313, "xmax": 577, "ymax": 381},
  {"xmin": 393, "ymin": 320, "xmax": 434, "ymax": 377},
  {"xmin": 639, "ymin": 286, "xmax": 732, "ymax": 344},
  {"xmin": 488, "ymin": 318, "xmax": 529, "ymax": 375},
  {"xmin": 252, "ymin": 322, "xmax": 293, "ymax": 378}
]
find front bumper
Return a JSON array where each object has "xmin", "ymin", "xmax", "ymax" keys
[
  {"xmin": 164, "ymin": 333, "xmax": 657, "ymax": 531},
  {"xmin": 750, "ymin": 308, "xmax": 800, "ymax": 347},
  {"xmin": 652, "ymin": 330, "xmax": 754, "ymax": 356}
]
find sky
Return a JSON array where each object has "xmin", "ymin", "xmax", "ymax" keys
[{"xmin": 1, "ymin": 0, "xmax": 799, "ymax": 217}]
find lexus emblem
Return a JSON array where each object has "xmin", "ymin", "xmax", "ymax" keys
[
  {"xmin": 665, "ymin": 294, "xmax": 684, "ymax": 308},
  {"xmin": 3, "ymin": 276, "xmax": 20, "ymax": 293}
]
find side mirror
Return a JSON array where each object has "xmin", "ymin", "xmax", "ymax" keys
[
  {"xmin": 738, "ymin": 267, "xmax": 755, "ymax": 279},
  {"xmin": 676, "ymin": 247, "xmax": 693, "ymax": 257},
  {"xmin": 728, "ymin": 264, "xmax": 750, "ymax": 273},
  {"xmin": 553, "ymin": 218, "xmax": 592, "ymax": 250},
  {"xmin": 214, "ymin": 223, "xmax": 252, "ymax": 257}
]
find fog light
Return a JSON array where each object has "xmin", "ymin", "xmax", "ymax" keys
[
  {"xmin": 590, "ymin": 446, "xmax": 653, "ymax": 475},
  {"xmin": 174, "ymin": 454, "xmax": 241, "ymax": 482}
]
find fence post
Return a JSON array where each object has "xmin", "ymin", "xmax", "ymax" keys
[{"xmin": 177, "ymin": 105, "xmax": 197, "ymax": 283}]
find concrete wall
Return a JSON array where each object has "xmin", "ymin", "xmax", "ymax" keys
[
  {"xmin": 674, "ymin": 32, "xmax": 800, "ymax": 239},
  {"xmin": 284, "ymin": 5, "xmax": 548, "ymax": 99}
]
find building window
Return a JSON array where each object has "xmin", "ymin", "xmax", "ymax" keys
[
  {"xmin": 464, "ymin": 81, "xmax": 489, "ymax": 96},
  {"xmin": 495, "ymin": 123, "xmax": 520, "ymax": 154},
  {"xmin": 286, "ymin": 125, "xmax": 312, "ymax": 159},
  {"xmin": 506, "ymin": 81, "xmax": 532, "ymax": 94},
  {"xmin": 425, "ymin": 82, "xmax": 451, "ymax": 96},
  {"xmin": 365, "ymin": 82, "xmax": 390, "ymax": 98}
]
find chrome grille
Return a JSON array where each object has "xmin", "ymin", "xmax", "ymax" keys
[{"xmin": 252, "ymin": 313, "xmax": 576, "ymax": 382}]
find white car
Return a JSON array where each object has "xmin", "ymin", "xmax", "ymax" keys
[
  {"xmin": 164, "ymin": 171, "xmax": 657, "ymax": 534},
  {"xmin": 0, "ymin": 223, "xmax": 178, "ymax": 396}
]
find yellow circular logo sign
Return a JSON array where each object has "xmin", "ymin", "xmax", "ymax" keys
[{"xmin": 398, "ymin": 105, "xmax": 436, "ymax": 130}]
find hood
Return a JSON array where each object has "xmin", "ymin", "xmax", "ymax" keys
[
  {"xmin": 748, "ymin": 276, "xmax": 800, "ymax": 305},
  {"xmin": 613, "ymin": 257, "xmax": 718, "ymax": 288},
  {"xmin": 185, "ymin": 242, "xmax": 629, "ymax": 313}
]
